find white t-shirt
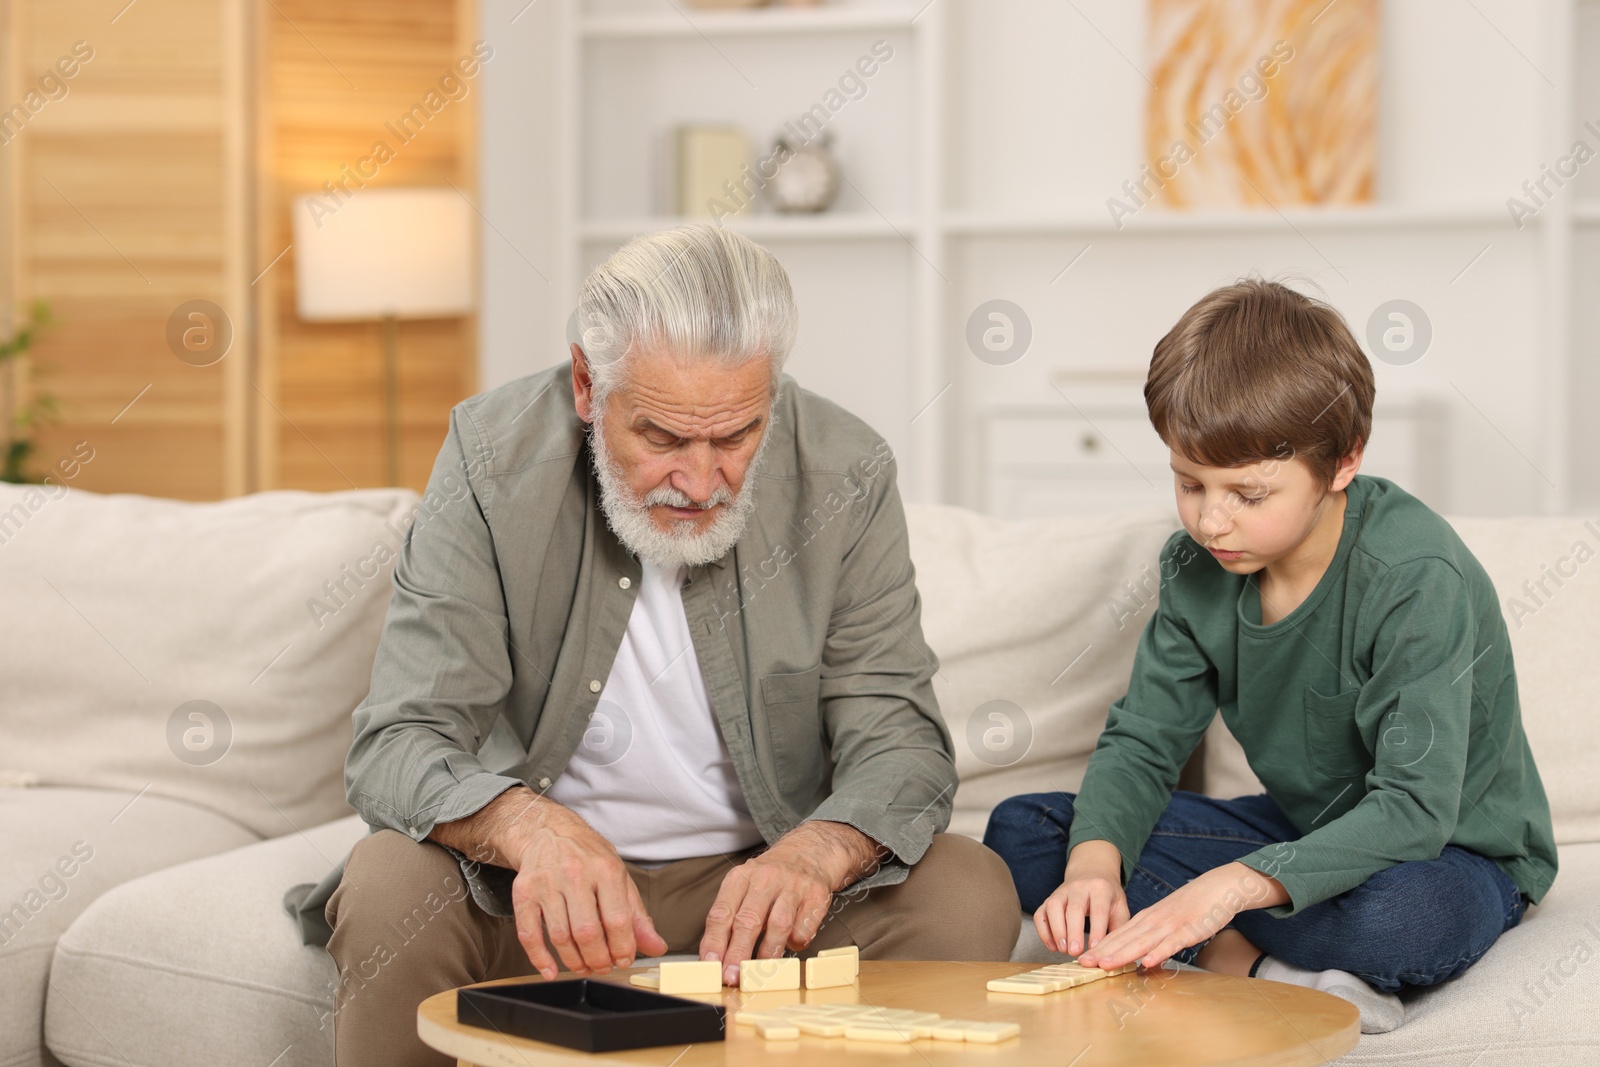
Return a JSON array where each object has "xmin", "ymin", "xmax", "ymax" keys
[{"xmin": 545, "ymin": 560, "xmax": 763, "ymax": 863}]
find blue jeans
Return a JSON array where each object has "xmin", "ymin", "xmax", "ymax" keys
[{"xmin": 982, "ymin": 790, "xmax": 1527, "ymax": 993}]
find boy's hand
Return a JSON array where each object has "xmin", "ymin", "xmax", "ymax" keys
[
  {"xmin": 1077, "ymin": 861, "xmax": 1286, "ymax": 971},
  {"xmin": 1035, "ymin": 839, "xmax": 1131, "ymax": 956}
]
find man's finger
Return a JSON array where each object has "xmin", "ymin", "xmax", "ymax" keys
[
  {"xmin": 562, "ymin": 886, "xmax": 616, "ymax": 974},
  {"xmin": 595, "ymin": 872, "xmax": 637, "ymax": 969},
  {"xmin": 699, "ymin": 868, "xmax": 749, "ymax": 967},
  {"xmin": 627, "ymin": 879, "xmax": 668, "ymax": 958},
  {"xmin": 541, "ymin": 894, "xmax": 589, "ymax": 976},
  {"xmin": 757, "ymin": 890, "xmax": 800, "ymax": 960},
  {"xmin": 515, "ymin": 898, "xmax": 558, "ymax": 980},
  {"xmin": 721, "ymin": 874, "xmax": 779, "ymax": 985},
  {"xmin": 790, "ymin": 889, "xmax": 830, "ymax": 951}
]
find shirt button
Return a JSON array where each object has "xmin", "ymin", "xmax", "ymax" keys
[
  {"xmin": 589, "ymin": 679, "xmax": 602, "ymax": 693},
  {"xmin": 537, "ymin": 777, "xmax": 551, "ymax": 790},
  {"xmin": 619, "ymin": 576, "xmax": 631, "ymax": 589}
]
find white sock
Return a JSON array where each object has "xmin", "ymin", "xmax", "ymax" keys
[{"xmin": 1254, "ymin": 955, "xmax": 1404, "ymax": 1034}]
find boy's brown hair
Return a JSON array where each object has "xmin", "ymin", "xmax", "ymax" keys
[{"xmin": 1145, "ymin": 277, "xmax": 1375, "ymax": 489}]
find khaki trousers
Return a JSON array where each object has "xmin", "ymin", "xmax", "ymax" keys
[{"xmin": 324, "ymin": 830, "xmax": 1020, "ymax": 1067}]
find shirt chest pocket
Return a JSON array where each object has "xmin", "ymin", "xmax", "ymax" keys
[
  {"xmin": 761, "ymin": 663, "xmax": 826, "ymax": 796},
  {"xmin": 1302, "ymin": 684, "xmax": 1369, "ymax": 780}
]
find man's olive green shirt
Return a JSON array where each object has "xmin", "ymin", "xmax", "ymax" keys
[{"xmin": 286, "ymin": 365, "xmax": 955, "ymax": 945}]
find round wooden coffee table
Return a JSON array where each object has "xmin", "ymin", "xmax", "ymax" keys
[{"xmin": 418, "ymin": 960, "xmax": 1359, "ymax": 1066}]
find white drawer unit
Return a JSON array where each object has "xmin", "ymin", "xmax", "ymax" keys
[{"xmin": 982, "ymin": 387, "xmax": 1448, "ymax": 519}]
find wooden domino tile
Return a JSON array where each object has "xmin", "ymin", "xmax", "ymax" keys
[
  {"xmin": 739, "ymin": 1000, "xmax": 1020, "ymax": 1045},
  {"xmin": 753, "ymin": 1019, "xmax": 800, "ymax": 1041},
  {"xmin": 842, "ymin": 1023, "xmax": 917, "ymax": 1043},
  {"xmin": 986, "ymin": 961, "xmax": 1137, "ymax": 995},
  {"xmin": 630, "ymin": 961, "xmax": 723, "ymax": 994},
  {"xmin": 936, "ymin": 1020, "xmax": 1023, "ymax": 1043},
  {"xmin": 790, "ymin": 1016, "xmax": 849, "ymax": 1037},
  {"xmin": 804, "ymin": 945, "xmax": 859, "ymax": 989},
  {"xmin": 659, "ymin": 960, "xmax": 723, "ymax": 994},
  {"xmin": 740, "ymin": 957, "xmax": 801, "ymax": 992}
]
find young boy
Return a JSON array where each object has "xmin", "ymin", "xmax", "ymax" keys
[{"xmin": 983, "ymin": 279, "xmax": 1557, "ymax": 1033}]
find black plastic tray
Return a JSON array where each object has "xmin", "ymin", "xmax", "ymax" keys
[{"xmin": 456, "ymin": 978, "xmax": 727, "ymax": 1053}]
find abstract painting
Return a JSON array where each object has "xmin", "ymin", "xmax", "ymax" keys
[{"xmin": 1144, "ymin": 0, "xmax": 1377, "ymax": 208}]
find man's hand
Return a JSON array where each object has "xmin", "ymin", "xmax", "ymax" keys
[
  {"xmin": 1033, "ymin": 839, "xmax": 1130, "ymax": 957},
  {"xmin": 429, "ymin": 786, "xmax": 666, "ymax": 980},
  {"xmin": 699, "ymin": 820, "xmax": 887, "ymax": 986},
  {"xmin": 1076, "ymin": 861, "xmax": 1287, "ymax": 971}
]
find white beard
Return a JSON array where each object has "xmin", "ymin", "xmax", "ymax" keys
[{"xmin": 587, "ymin": 407, "xmax": 771, "ymax": 569}]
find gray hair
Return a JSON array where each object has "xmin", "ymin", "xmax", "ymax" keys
[{"xmin": 570, "ymin": 224, "xmax": 798, "ymax": 406}]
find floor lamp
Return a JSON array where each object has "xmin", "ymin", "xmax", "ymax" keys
[{"xmin": 292, "ymin": 188, "xmax": 474, "ymax": 487}]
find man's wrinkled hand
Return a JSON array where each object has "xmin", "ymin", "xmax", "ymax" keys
[
  {"xmin": 699, "ymin": 821, "xmax": 885, "ymax": 986},
  {"xmin": 510, "ymin": 805, "xmax": 666, "ymax": 980}
]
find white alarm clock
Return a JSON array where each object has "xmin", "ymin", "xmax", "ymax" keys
[{"xmin": 765, "ymin": 136, "xmax": 841, "ymax": 214}]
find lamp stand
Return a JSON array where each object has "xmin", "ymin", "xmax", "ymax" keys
[{"xmin": 382, "ymin": 313, "xmax": 400, "ymax": 487}]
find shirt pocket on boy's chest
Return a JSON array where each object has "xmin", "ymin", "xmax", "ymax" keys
[{"xmin": 1301, "ymin": 684, "xmax": 1369, "ymax": 780}]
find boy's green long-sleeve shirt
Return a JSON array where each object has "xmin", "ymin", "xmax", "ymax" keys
[{"xmin": 1067, "ymin": 474, "xmax": 1558, "ymax": 918}]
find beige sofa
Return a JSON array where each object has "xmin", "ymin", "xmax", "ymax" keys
[{"xmin": 3, "ymin": 483, "xmax": 1595, "ymax": 1066}]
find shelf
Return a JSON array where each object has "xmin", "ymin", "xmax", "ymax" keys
[
  {"xmin": 584, "ymin": 205, "xmax": 1525, "ymax": 242},
  {"xmin": 945, "ymin": 203, "xmax": 1520, "ymax": 237},
  {"xmin": 581, "ymin": 4, "xmax": 923, "ymax": 39},
  {"xmin": 580, "ymin": 213, "xmax": 919, "ymax": 242}
]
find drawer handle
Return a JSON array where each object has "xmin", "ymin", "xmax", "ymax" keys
[{"xmin": 1080, "ymin": 432, "xmax": 1101, "ymax": 453}]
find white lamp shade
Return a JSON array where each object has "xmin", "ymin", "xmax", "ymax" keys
[{"xmin": 292, "ymin": 187, "xmax": 474, "ymax": 321}]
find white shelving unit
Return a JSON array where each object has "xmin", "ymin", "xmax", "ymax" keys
[
  {"xmin": 943, "ymin": 204, "xmax": 1520, "ymax": 237},
  {"xmin": 578, "ymin": 213, "xmax": 915, "ymax": 241},
  {"xmin": 581, "ymin": 5, "xmax": 923, "ymax": 37},
  {"xmin": 543, "ymin": 0, "xmax": 1591, "ymax": 516}
]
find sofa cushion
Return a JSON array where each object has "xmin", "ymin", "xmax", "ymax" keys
[
  {"xmin": 0, "ymin": 485, "xmax": 420, "ymax": 838},
  {"xmin": 45, "ymin": 815, "xmax": 369, "ymax": 1067},
  {"xmin": 1, "ymin": 786, "xmax": 259, "ymax": 1067},
  {"xmin": 905, "ymin": 502, "xmax": 1181, "ymax": 839},
  {"xmin": 1340, "ymin": 840, "xmax": 1600, "ymax": 1063},
  {"xmin": 1434, "ymin": 517, "xmax": 1600, "ymax": 846}
]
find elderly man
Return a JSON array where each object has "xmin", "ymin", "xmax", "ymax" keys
[{"xmin": 287, "ymin": 224, "xmax": 1020, "ymax": 1066}]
